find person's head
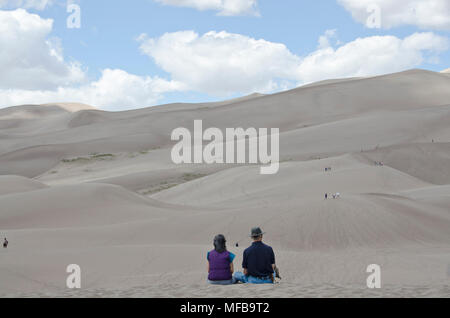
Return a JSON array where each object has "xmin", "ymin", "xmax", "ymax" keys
[
  {"xmin": 250, "ymin": 227, "xmax": 265, "ymax": 242},
  {"xmin": 213, "ymin": 234, "xmax": 227, "ymax": 253}
]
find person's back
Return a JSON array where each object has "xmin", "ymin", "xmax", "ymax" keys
[
  {"xmin": 233, "ymin": 227, "xmax": 276, "ymax": 284},
  {"xmin": 207, "ymin": 235, "xmax": 235, "ymax": 285},
  {"xmin": 243, "ymin": 241, "xmax": 275, "ymax": 278},
  {"xmin": 208, "ymin": 249, "xmax": 233, "ymax": 281}
]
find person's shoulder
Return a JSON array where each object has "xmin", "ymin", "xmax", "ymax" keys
[{"xmin": 262, "ymin": 242, "xmax": 273, "ymax": 250}]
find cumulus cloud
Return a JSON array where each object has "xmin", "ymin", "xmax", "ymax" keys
[
  {"xmin": 337, "ymin": 0, "xmax": 450, "ymax": 30},
  {"xmin": 0, "ymin": 69, "xmax": 185, "ymax": 110},
  {"xmin": 0, "ymin": 0, "xmax": 53, "ymax": 10},
  {"xmin": 318, "ymin": 29, "xmax": 338, "ymax": 49},
  {"xmin": 0, "ymin": 9, "xmax": 184, "ymax": 110},
  {"xmin": 0, "ymin": 9, "xmax": 85, "ymax": 90},
  {"xmin": 154, "ymin": 0, "xmax": 259, "ymax": 16},
  {"xmin": 138, "ymin": 30, "xmax": 449, "ymax": 96},
  {"xmin": 138, "ymin": 31, "xmax": 301, "ymax": 95},
  {"xmin": 297, "ymin": 32, "xmax": 449, "ymax": 83}
]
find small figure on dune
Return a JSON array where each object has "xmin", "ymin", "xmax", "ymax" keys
[
  {"xmin": 325, "ymin": 193, "xmax": 328, "ymax": 200},
  {"xmin": 3, "ymin": 238, "xmax": 8, "ymax": 249}
]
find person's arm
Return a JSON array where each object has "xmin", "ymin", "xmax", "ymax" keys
[
  {"xmin": 242, "ymin": 250, "xmax": 248, "ymax": 276},
  {"xmin": 270, "ymin": 248, "xmax": 276, "ymax": 270},
  {"xmin": 229, "ymin": 253, "xmax": 235, "ymax": 274},
  {"xmin": 207, "ymin": 261, "xmax": 210, "ymax": 273}
]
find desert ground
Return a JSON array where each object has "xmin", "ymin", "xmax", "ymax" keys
[{"xmin": 0, "ymin": 69, "xmax": 450, "ymax": 297}]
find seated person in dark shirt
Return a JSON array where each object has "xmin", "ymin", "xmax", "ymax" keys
[{"xmin": 233, "ymin": 227, "xmax": 277, "ymax": 284}]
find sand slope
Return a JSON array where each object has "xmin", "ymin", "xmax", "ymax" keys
[{"xmin": 0, "ymin": 175, "xmax": 48, "ymax": 196}]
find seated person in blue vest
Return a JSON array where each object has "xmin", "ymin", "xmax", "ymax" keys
[
  {"xmin": 207, "ymin": 234, "xmax": 236, "ymax": 285},
  {"xmin": 233, "ymin": 227, "xmax": 277, "ymax": 284}
]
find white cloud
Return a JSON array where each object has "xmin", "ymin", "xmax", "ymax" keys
[
  {"xmin": 154, "ymin": 0, "xmax": 259, "ymax": 16},
  {"xmin": 138, "ymin": 30, "xmax": 302, "ymax": 95},
  {"xmin": 138, "ymin": 30, "xmax": 449, "ymax": 96},
  {"xmin": 338, "ymin": 0, "xmax": 450, "ymax": 30},
  {"xmin": 318, "ymin": 29, "xmax": 338, "ymax": 49},
  {"xmin": 0, "ymin": 9, "xmax": 85, "ymax": 90},
  {"xmin": 0, "ymin": 69, "xmax": 185, "ymax": 110},
  {"xmin": 0, "ymin": 0, "xmax": 53, "ymax": 10},
  {"xmin": 0, "ymin": 9, "xmax": 184, "ymax": 110},
  {"xmin": 297, "ymin": 32, "xmax": 449, "ymax": 83}
]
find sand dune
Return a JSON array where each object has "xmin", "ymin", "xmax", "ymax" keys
[
  {"xmin": 0, "ymin": 175, "xmax": 48, "ymax": 196},
  {"xmin": 360, "ymin": 143, "xmax": 450, "ymax": 185},
  {"xmin": 153, "ymin": 155, "xmax": 431, "ymax": 206},
  {"xmin": 1, "ymin": 69, "xmax": 450, "ymax": 297}
]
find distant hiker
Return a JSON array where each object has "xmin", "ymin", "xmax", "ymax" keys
[
  {"xmin": 207, "ymin": 235, "xmax": 235, "ymax": 285},
  {"xmin": 3, "ymin": 238, "xmax": 8, "ymax": 249},
  {"xmin": 325, "ymin": 193, "xmax": 328, "ymax": 200},
  {"xmin": 233, "ymin": 227, "xmax": 279, "ymax": 284}
]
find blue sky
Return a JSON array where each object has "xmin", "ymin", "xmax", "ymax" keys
[{"xmin": 0, "ymin": 0, "xmax": 449, "ymax": 110}]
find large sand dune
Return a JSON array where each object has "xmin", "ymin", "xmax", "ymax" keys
[{"xmin": 1, "ymin": 69, "xmax": 450, "ymax": 297}]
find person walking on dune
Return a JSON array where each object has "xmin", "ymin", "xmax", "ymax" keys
[
  {"xmin": 233, "ymin": 227, "xmax": 279, "ymax": 284},
  {"xmin": 3, "ymin": 238, "xmax": 8, "ymax": 249},
  {"xmin": 207, "ymin": 235, "xmax": 236, "ymax": 285}
]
